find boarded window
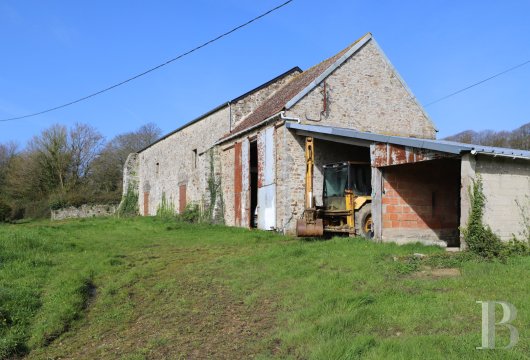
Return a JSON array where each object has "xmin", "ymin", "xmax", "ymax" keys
[
  {"xmin": 179, "ymin": 184, "xmax": 187, "ymax": 213},
  {"xmin": 143, "ymin": 192, "xmax": 149, "ymax": 216}
]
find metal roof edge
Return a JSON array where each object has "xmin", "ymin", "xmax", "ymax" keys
[
  {"xmin": 285, "ymin": 33, "xmax": 372, "ymax": 110},
  {"xmin": 285, "ymin": 123, "xmax": 468, "ymax": 155}
]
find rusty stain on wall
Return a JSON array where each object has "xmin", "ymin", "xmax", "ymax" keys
[{"xmin": 372, "ymin": 143, "xmax": 451, "ymax": 167}]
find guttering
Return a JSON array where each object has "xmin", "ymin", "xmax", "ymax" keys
[
  {"xmin": 280, "ymin": 111, "xmax": 300, "ymax": 123},
  {"xmin": 215, "ymin": 111, "xmax": 282, "ymax": 145},
  {"xmin": 469, "ymin": 149, "xmax": 529, "ymax": 160}
]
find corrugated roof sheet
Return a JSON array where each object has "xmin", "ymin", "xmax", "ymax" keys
[{"xmin": 286, "ymin": 123, "xmax": 530, "ymax": 159}]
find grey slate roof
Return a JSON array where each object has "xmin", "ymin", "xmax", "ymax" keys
[{"xmin": 286, "ymin": 123, "xmax": 530, "ymax": 159}]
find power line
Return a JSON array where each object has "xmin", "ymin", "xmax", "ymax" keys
[
  {"xmin": 425, "ymin": 59, "xmax": 530, "ymax": 107},
  {"xmin": 0, "ymin": 0, "xmax": 294, "ymax": 122}
]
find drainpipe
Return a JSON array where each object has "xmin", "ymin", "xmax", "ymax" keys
[{"xmin": 280, "ymin": 111, "xmax": 300, "ymax": 123}]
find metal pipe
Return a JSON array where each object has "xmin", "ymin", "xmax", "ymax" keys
[{"xmin": 280, "ymin": 111, "xmax": 300, "ymax": 123}]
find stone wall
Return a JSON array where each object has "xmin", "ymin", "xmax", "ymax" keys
[
  {"xmin": 138, "ymin": 107, "xmax": 229, "ymax": 216},
  {"xmin": 230, "ymin": 70, "xmax": 300, "ymax": 130},
  {"xmin": 51, "ymin": 204, "xmax": 117, "ymax": 220},
  {"xmin": 136, "ymin": 70, "xmax": 293, "ymax": 218},
  {"xmin": 284, "ymin": 40, "xmax": 436, "ymax": 139},
  {"xmin": 275, "ymin": 39, "xmax": 437, "ymax": 235},
  {"xmin": 460, "ymin": 154, "xmax": 530, "ymax": 242},
  {"xmin": 122, "ymin": 153, "xmax": 139, "ymax": 195}
]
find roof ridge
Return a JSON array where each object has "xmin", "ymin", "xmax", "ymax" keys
[{"xmin": 220, "ymin": 33, "xmax": 373, "ymax": 141}]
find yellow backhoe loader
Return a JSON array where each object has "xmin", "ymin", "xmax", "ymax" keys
[{"xmin": 296, "ymin": 137, "xmax": 373, "ymax": 238}]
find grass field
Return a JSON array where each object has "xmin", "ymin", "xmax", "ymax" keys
[{"xmin": 0, "ymin": 217, "xmax": 528, "ymax": 359}]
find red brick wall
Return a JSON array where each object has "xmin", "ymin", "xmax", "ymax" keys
[{"xmin": 382, "ymin": 159, "xmax": 460, "ymax": 232}]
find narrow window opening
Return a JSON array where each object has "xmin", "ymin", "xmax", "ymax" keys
[
  {"xmin": 192, "ymin": 149, "xmax": 198, "ymax": 169},
  {"xmin": 156, "ymin": 162, "xmax": 160, "ymax": 175}
]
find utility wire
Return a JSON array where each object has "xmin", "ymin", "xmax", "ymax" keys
[
  {"xmin": 425, "ymin": 59, "xmax": 530, "ymax": 106},
  {"xmin": 0, "ymin": 0, "xmax": 294, "ymax": 122}
]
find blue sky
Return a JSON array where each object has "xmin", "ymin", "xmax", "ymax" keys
[{"xmin": 1, "ymin": 0, "xmax": 529, "ymax": 145}]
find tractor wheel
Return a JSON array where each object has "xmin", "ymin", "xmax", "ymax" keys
[{"xmin": 355, "ymin": 203, "xmax": 373, "ymax": 239}]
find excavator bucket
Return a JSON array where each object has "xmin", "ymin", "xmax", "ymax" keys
[{"xmin": 296, "ymin": 218, "xmax": 324, "ymax": 237}]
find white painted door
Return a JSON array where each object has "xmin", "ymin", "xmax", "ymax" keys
[{"xmin": 257, "ymin": 126, "xmax": 276, "ymax": 230}]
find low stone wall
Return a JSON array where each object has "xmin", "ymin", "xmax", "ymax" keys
[{"xmin": 51, "ymin": 204, "xmax": 118, "ymax": 220}]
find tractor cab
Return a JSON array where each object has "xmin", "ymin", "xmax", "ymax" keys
[
  {"xmin": 296, "ymin": 137, "xmax": 373, "ymax": 238},
  {"xmin": 323, "ymin": 162, "xmax": 372, "ymax": 210}
]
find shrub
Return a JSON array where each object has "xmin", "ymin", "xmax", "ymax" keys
[
  {"xmin": 503, "ymin": 238, "xmax": 530, "ymax": 257},
  {"xmin": 179, "ymin": 203, "xmax": 200, "ymax": 223},
  {"xmin": 0, "ymin": 200, "xmax": 12, "ymax": 222},
  {"xmin": 461, "ymin": 176, "xmax": 504, "ymax": 260},
  {"xmin": 49, "ymin": 191, "xmax": 121, "ymax": 210}
]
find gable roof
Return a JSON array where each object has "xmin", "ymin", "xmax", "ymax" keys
[
  {"xmin": 219, "ymin": 33, "xmax": 373, "ymax": 142},
  {"xmin": 137, "ymin": 66, "xmax": 302, "ymax": 153}
]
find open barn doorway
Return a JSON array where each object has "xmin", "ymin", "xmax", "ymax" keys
[{"xmin": 250, "ymin": 140, "xmax": 258, "ymax": 228}]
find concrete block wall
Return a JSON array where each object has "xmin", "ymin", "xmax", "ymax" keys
[
  {"xmin": 284, "ymin": 40, "xmax": 436, "ymax": 139},
  {"xmin": 461, "ymin": 154, "xmax": 530, "ymax": 242},
  {"xmin": 381, "ymin": 159, "xmax": 461, "ymax": 245}
]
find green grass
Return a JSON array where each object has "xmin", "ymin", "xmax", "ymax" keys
[{"xmin": 0, "ymin": 217, "xmax": 528, "ymax": 359}]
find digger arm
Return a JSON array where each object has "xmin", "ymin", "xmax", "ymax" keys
[
  {"xmin": 305, "ymin": 137, "xmax": 314, "ymax": 209},
  {"xmin": 296, "ymin": 137, "xmax": 324, "ymax": 236}
]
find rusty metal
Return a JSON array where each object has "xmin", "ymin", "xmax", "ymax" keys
[
  {"xmin": 296, "ymin": 217, "xmax": 323, "ymax": 237},
  {"xmin": 372, "ymin": 143, "xmax": 450, "ymax": 167}
]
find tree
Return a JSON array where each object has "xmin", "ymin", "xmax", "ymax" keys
[
  {"xmin": 91, "ymin": 123, "xmax": 161, "ymax": 192},
  {"xmin": 27, "ymin": 124, "xmax": 70, "ymax": 191},
  {"xmin": 444, "ymin": 122, "xmax": 529, "ymax": 150},
  {"xmin": 0, "ymin": 142, "xmax": 18, "ymax": 193},
  {"xmin": 68, "ymin": 123, "xmax": 103, "ymax": 186}
]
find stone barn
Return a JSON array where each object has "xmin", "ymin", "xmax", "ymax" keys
[{"xmin": 124, "ymin": 33, "xmax": 530, "ymax": 248}]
